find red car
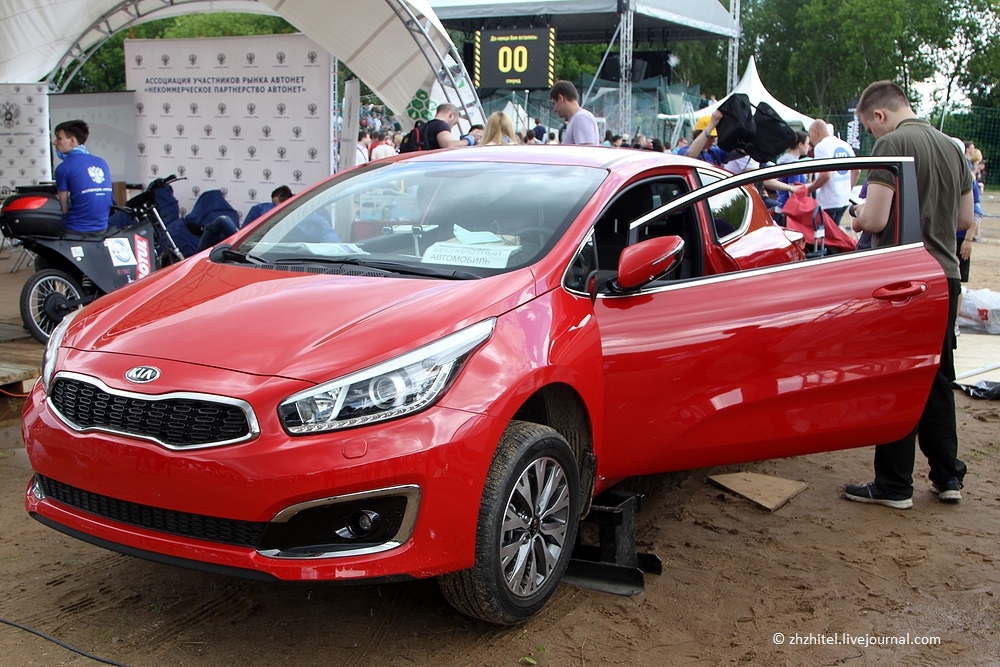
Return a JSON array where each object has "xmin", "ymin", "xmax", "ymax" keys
[{"xmin": 23, "ymin": 147, "xmax": 946, "ymax": 624}]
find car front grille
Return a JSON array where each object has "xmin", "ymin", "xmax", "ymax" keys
[
  {"xmin": 49, "ymin": 375, "xmax": 253, "ymax": 448},
  {"xmin": 37, "ymin": 475, "xmax": 267, "ymax": 548}
]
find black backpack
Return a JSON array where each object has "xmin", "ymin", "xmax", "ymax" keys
[
  {"xmin": 746, "ymin": 102, "xmax": 797, "ymax": 163},
  {"xmin": 716, "ymin": 94, "xmax": 756, "ymax": 153},
  {"xmin": 398, "ymin": 120, "xmax": 429, "ymax": 153}
]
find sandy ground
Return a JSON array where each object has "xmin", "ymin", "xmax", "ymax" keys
[{"xmin": 0, "ymin": 204, "xmax": 997, "ymax": 667}]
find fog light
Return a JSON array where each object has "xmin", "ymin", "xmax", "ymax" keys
[
  {"xmin": 350, "ymin": 510, "xmax": 379, "ymax": 537},
  {"xmin": 257, "ymin": 491, "xmax": 413, "ymax": 557},
  {"xmin": 356, "ymin": 511, "xmax": 374, "ymax": 533},
  {"xmin": 31, "ymin": 475, "xmax": 46, "ymax": 500}
]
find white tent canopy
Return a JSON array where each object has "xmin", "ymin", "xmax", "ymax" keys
[
  {"xmin": 659, "ymin": 56, "xmax": 816, "ymax": 129},
  {"xmin": 0, "ymin": 0, "xmax": 482, "ymax": 130}
]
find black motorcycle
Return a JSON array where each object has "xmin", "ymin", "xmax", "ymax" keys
[{"xmin": 0, "ymin": 176, "xmax": 185, "ymax": 343}]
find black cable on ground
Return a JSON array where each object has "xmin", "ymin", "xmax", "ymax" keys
[{"xmin": 0, "ymin": 617, "xmax": 131, "ymax": 667}]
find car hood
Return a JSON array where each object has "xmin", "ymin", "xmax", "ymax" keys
[{"xmin": 65, "ymin": 259, "xmax": 537, "ymax": 383}]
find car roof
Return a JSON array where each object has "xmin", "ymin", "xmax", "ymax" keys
[{"xmin": 397, "ymin": 144, "xmax": 713, "ymax": 173}]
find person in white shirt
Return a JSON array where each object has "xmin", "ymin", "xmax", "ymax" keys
[
  {"xmin": 807, "ymin": 119, "xmax": 859, "ymax": 224},
  {"xmin": 549, "ymin": 81, "xmax": 600, "ymax": 146},
  {"xmin": 355, "ymin": 131, "xmax": 370, "ymax": 165},
  {"xmin": 370, "ymin": 133, "xmax": 397, "ymax": 160}
]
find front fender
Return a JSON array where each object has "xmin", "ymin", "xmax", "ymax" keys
[{"xmin": 439, "ymin": 286, "xmax": 605, "ymax": 463}]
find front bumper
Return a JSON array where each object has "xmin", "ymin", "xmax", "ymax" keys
[{"xmin": 23, "ymin": 361, "xmax": 501, "ymax": 582}]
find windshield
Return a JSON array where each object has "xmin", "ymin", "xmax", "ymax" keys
[{"xmin": 234, "ymin": 161, "xmax": 606, "ymax": 276}]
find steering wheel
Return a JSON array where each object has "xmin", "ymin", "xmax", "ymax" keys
[
  {"xmin": 510, "ymin": 226, "xmax": 552, "ymax": 247},
  {"xmin": 507, "ymin": 226, "xmax": 553, "ymax": 264}
]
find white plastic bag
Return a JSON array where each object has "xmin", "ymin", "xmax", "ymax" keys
[{"xmin": 958, "ymin": 288, "xmax": 1000, "ymax": 334}]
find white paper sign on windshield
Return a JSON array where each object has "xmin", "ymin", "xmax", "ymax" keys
[
  {"xmin": 422, "ymin": 242, "xmax": 520, "ymax": 268},
  {"xmin": 453, "ymin": 224, "xmax": 503, "ymax": 245}
]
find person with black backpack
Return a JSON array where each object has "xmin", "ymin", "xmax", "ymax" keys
[{"xmin": 400, "ymin": 104, "xmax": 475, "ymax": 153}]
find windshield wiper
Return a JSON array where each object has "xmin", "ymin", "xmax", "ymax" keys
[
  {"xmin": 209, "ymin": 245, "xmax": 268, "ymax": 265},
  {"xmin": 273, "ymin": 256, "xmax": 482, "ymax": 280}
]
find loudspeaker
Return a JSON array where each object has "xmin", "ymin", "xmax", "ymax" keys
[{"xmin": 598, "ymin": 52, "xmax": 672, "ymax": 82}]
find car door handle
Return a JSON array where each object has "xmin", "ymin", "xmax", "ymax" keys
[{"xmin": 873, "ymin": 282, "xmax": 927, "ymax": 301}]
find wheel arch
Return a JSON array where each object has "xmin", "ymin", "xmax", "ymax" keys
[{"xmin": 509, "ymin": 382, "xmax": 597, "ymax": 513}]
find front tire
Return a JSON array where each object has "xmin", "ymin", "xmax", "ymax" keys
[
  {"xmin": 19, "ymin": 269, "xmax": 83, "ymax": 343},
  {"xmin": 439, "ymin": 421, "xmax": 580, "ymax": 624}
]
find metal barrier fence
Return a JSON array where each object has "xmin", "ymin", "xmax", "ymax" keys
[{"xmin": 827, "ymin": 109, "xmax": 996, "ymax": 187}]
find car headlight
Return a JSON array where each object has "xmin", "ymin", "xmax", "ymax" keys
[
  {"xmin": 42, "ymin": 309, "xmax": 80, "ymax": 391},
  {"xmin": 279, "ymin": 318, "xmax": 496, "ymax": 434}
]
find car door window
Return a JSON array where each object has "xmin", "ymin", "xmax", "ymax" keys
[
  {"xmin": 589, "ymin": 177, "xmax": 689, "ymax": 272},
  {"xmin": 706, "ymin": 186, "xmax": 750, "ymax": 241}
]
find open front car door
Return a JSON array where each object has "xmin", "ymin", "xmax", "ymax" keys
[{"xmin": 575, "ymin": 156, "xmax": 948, "ymax": 479}]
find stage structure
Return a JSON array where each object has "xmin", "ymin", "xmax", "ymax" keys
[
  {"xmin": 430, "ymin": 0, "xmax": 739, "ymax": 134},
  {"xmin": 0, "ymin": 0, "xmax": 484, "ymax": 132}
]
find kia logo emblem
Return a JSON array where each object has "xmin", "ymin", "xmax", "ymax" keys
[{"xmin": 125, "ymin": 366, "xmax": 161, "ymax": 383}]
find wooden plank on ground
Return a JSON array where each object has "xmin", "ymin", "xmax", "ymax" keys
[
  {"xmin": 708, "ymin": 472, "xmax": 808, "ymax": 512},
  {"xmin": 0, "ymin": 340, "xmax": 41, "ymax": 386},
  {"xmin": 0, "ymin": 323, "xmax": 30, "ymax": 342}
]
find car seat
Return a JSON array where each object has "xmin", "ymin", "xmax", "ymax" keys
[{"xmin": 594, "ymin": 184, "xmax": 654, "ymax": 270}]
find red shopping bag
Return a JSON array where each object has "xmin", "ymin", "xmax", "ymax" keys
[{"xmin": 782, "ymin": 187, "xmax": 857, "ymax": 253}]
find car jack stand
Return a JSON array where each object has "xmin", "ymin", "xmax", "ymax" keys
[{"xmin": 563, "ymin": 491, "xmax": 662, "ymax": 596}]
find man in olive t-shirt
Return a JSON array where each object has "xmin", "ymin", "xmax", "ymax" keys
[{"xmin": 845, "ymin": 80, "xmax": 974, "ymax": 509}]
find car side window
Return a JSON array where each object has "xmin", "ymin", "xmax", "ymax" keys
[
  {"xmin": 565, "ymin": 233, "xmax": 597, "ymax": 293},
  {"xmin": 590, "ymin": 177, "xmax": 688, "ymax": 272},
  {"xmin": 706, "ymin": 187, "xmax": 750, "ymax": 241}
]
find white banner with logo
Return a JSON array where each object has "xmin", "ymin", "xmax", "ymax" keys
[
  {"xmin": 0, "ymin": 83, "xmax": 51, "ymax": 194},
  {"xmin": 125, "ymin": 34, "xmax": 332, "ymax": 221}
]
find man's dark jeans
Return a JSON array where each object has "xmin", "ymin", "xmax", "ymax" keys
[
  {"xmin": 824, "ymin": 206, "xmax": 848, "ymax": 227},
  {"xmin": 874, "ymin": 278, "xmax": 966, "ymax": 496}
]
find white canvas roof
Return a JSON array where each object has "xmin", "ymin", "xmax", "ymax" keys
[
  {"xmin": 0, "ymin": 0, "xmax": 482, "ymax": 129},
  {"xmin": 659, "ymin": 56, "xmax": 816, "ymax": 128}
]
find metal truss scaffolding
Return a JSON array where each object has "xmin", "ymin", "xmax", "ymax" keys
[
  {"xmin": 727, "ymin": 0, "xmax": 741, "ymax": 94},
  {"xmin": 45, "ymin": 0, "xmax": 259, "ymax": 92},
  {"xmin": 618, "ymin": 0, "xmax": 634, "ymax": 136},
  {"xmin": 384, "ymin": 0, "xmax": 483, "ymax": 126}
]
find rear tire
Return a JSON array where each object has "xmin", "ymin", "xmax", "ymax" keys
[
  {"xmin": 19, "ymin": 269, "xmax": 83, "ymax": 344},
  {"xmin": 439, "ymin": 421, "xmax": 580, "ymax": 624}
]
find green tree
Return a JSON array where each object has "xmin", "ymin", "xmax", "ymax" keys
[
  {"xmin": 62, "ymin": 14, "xmax": 295, "ymax": 93},
  {"xmin": 554, "ymin": 43, "xmax": 606, "ymax": 82},
  {"xmin": 63, "ymin": 20, "xmax": 171, "ymax": 92},
  {"xmin": 160, "ymin": 13, "xmax": 294, "ymax": 38},
  {"xmin": 667, "ymin": 40, "xmax": 728, "ymax": 98},
  {"xmin": 958, "ymin": 0, "xmax": 1000, "ymax": 108},
  {"xmin": 741, "ymin": 0, "xmax": 956, "ymax": 115},
  {"xmin": 928, "ymin": 0, "xmax": 999, "ymax": 126}
]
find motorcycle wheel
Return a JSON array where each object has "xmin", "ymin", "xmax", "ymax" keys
[{"xmin": 20, "ymin": 269, "xmax": 84, "ymax": 344}]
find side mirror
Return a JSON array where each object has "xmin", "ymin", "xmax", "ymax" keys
[{"xmin": 613, "ymin": 236, "xmax": 685, "ymax": 292}]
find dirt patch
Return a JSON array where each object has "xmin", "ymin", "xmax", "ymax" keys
[
  {"xmin": 0, "ymin": 198, "xmax": 996, "ymax": 667},
  {"xmin": 1, "ymin": 392, "xmax": 997, "ymax": 667}
]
